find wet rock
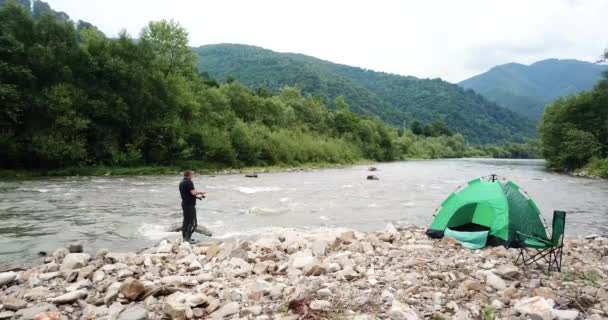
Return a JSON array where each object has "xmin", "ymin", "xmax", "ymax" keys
[
  {"xmin": 66, "ymin": 243, "xmax": 83, "ymax": 253},
  {"xmin": 121, "ymin": 278, "xmax": 145, "ymax": 301},
  {"xmin": 513, "ymin": 296, "xmax": 554, "ymax": 320},
  {"xmin": 209, "ymin": 301, "xmax": 239, "ymax": 319},
  {"xmin": 367, "ymin": 175, "xmax": 379, "ymax": 180},
  {"xmin": 310, "ymin": 299, "xmax": 331, "ymax": 311},
  {"xmin": 2, "ymin": 296, "xmax": 27, "ymax": 311},
  {"xmin": 163, "ymin": 292, "xmax": 192, "ymax": 320},
  {"xmin": 49, "ymin": 289, "xmax": 88, "ymax": 304},
  {"xmin": 117, "ymin": 305, "xmax": 149, "ymax": 320},
  {"xmin": 60, "ymin": 253, "xmax": 91, "ymax": 272},
  {"xmin": 0, "ymin": 271, "xmax": 17, "ymax": 286},
  {"xmin": 485, "ymin": 274, "xmax": 506, "ymax": 291}
]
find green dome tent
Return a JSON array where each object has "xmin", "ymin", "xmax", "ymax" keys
[{"xmin": 426, "ymin": 178, "xmax": 548, "ymax": 249}]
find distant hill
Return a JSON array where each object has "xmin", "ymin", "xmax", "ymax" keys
[
  {"xmin": 194, "ymin": 44, "xmax": 536, "ymax": 144},
  {"xmin": 459, "ymin": 59, "xmax": 608, "ymax": 120}
]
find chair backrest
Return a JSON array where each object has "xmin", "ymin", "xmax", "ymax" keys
[{"xmin": 551, "ymin": 210, "xmax": 566, "ymax": 247}]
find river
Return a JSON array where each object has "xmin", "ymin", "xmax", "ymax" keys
[{"xmin": 1, "ymin": 158, "xmax": 607, "ymax": 267}]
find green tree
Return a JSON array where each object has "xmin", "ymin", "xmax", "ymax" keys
[{"xmin": 140, "ymin": 19, "xmax": 195, "ymax": 77}]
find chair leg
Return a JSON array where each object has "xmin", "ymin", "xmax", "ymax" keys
[
  {"xmin": 516, "ymin": 248, "xmax": 525, "ymax": 266},
  {"xmin": 547, "ymin": 248, "xmax": 553, "ymax": 273}
]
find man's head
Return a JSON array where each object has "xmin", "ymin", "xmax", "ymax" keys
[{"xmin": 183, "ymin": 170, "xmax": 193, "ymax": 180}]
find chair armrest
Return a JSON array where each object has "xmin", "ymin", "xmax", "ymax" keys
[{"xmin": 516, "ymin": 231, "xmax": 552, "ymax": 245}]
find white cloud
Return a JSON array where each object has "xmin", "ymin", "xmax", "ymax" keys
[{"xmin": 47, "ymin": 0, "xmax": 608, "ymax": 82}]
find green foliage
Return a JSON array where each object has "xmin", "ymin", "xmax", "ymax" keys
[
  {"xmin": 460, "ymin": 59, "xmax": 608, "ymax": 120},
  {"xmin": 194, "ymin": 44, "xmax": 536, "ymax": 144},
  {"xmin": 482, "ymin": 307, "xmax": 495, "ymax": 320},
  {"xmin": 539, "ymin": 76, "xmax": 608, "ymax": 172},
  {"xmin": 0, "ymin": 4, "xmax": 536, "ymax": 174},
  {"xmin": 584, "ymin": 158, "xmax": 608, "ymax": 178}
]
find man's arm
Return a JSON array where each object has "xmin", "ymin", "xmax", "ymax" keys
[{"xmin": 190, "ymin": 189, "xmax": 206, "ymax": 196}]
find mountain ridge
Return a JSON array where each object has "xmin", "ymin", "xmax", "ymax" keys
[
  {"xmin": 194, "ymin": 43, "xmax": 536, "ymax": 144},
  {"xmin": 459, "ymin": 58, "xmax": 608, "ymax": 120}
]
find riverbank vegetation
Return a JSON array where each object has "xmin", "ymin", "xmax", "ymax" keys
[
  {"xmin": 539, "ymin": 53, "xmax": 608, "ymax": 178},
  {"xmin": 0, "ymin": 2, "xmax": 538, "ymax": 177}
]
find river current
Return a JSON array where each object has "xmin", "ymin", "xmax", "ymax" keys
[{"xmin": 1, "ymin": 158, "xmax": 606, "ymax": 267}]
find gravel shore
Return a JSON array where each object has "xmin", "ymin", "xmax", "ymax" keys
[{"xmin": 0, "ymin": 224, "xmax": 606, "ymax": 320}]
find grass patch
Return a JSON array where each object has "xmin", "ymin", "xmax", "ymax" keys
[
  {"xmin": 482, "ymin": 307, "xmax": 495, "ymax": 320},
  {"xmin": 562, "ymin": 270, "xmax": 602, "ymax": 286}
]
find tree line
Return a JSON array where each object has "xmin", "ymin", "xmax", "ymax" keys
[
  {"xmin": 0, "ymin": 2, "xmax": 536, "ymax": 174},
  {"xmin": 539, "ymin": 52, "xmax": 608, "ymax": 177}
]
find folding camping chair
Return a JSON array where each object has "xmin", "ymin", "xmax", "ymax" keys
[{"xmin": 515, "ymin": 210, "xmax": 566, "ymax": 273}]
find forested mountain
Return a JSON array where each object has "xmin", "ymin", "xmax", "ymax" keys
[
  {"xmin": 459, "ymin": 59, "xmax": 608, "ymax": 120},
  {"xmin": 194, "ymin": 44, "xmax": 536, "ymax": 144},
  {"xmin": 5, "ymin": 2, "xmax": 513, "ymax": 173}
]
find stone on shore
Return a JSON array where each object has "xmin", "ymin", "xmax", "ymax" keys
[
  {"xmin": 120, "ymin": 278, "xmax": 145, "ymax": 301},
  {"xmin": 513, "ymin": 296, "xmax": 553, "ymax": 320},
  {"xmin": 163, "ymin": 292, "xmax": 192, "ymax": 320},
  {"xmin": 2, "ymin": 296, "xmax": 27, "ymax": 311},
  {"xmin": 0, "ymin": 271, "xmax": 17, "ymax": 286},
  {"xmin": 209, "ymin": 302, "xmax": 240, "ymax": 319},
  {"xmin": 117, "ymin": 305, "xmax": 149, "ymax": 320},
  {"xmin": 49, "ymin": 289, "xmax": 88, "ymax": 304},
  {"xmin": 60, "ymin": 253, "xmax": 90, "ymax": 272},
  {"xmin": 1, "ymin": 224, "xmax": 606, "ymax": 320}
]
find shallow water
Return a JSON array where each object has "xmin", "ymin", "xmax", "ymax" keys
[{"xmin": 1, "ymin": 158, "xmax": 607, "ymax": 267}]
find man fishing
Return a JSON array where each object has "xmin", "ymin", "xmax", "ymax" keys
[{"xmin": 179, "ymin": 170, "xmax": 206, "ymax": 243}]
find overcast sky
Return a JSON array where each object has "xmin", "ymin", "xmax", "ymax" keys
[{"xmin": 46, "ymin": 0, "xmax": 608, "ymax": 82}]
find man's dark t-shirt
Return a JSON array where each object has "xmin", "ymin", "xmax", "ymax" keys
[{"xmin": 179, "ymin": 178, "xmax": 196, "ymax": 206}]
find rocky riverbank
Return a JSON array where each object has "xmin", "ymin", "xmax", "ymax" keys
[{"xmin": 0, "ymin": 225, "xmax": 606, "ymax": 320}]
